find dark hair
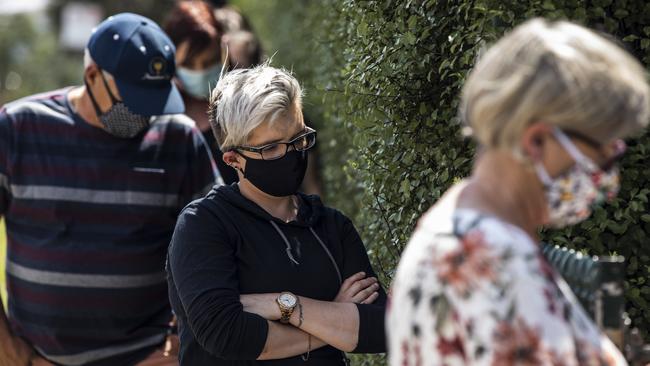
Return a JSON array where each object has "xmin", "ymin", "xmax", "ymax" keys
[
  {"xmin": 213, "ymin": 6, "xmax": 253, "ymax": 33},
  {"xmin": 163, "ymin": 1, "xmax": 224, "ymax": 62},
  {"xmin": 226, "ymin": 30, "xmax": 264, "ymax": 69}
]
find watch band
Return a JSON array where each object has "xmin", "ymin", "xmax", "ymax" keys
[
  {"xmin": 277, "ymin": 292, "xmax": 298, "ymax": 324},
  {"xmin": 280, "ymin": 307, "xmax": 293, "ymax": 323}
]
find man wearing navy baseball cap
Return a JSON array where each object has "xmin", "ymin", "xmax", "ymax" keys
[
  {"xmin": 83, "ymin": 12, "xmax": 185, "ymax": 137},
  {"xmin": 0, "ymin": 13, "xmax": 221, "ymax": 366}
]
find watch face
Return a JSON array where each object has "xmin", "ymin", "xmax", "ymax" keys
[{"xmin": 279, "ymin": 293, "xmax": 296, "ymax": 307}]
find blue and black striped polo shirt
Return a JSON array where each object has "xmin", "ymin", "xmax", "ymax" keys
[{"xmin": 0, "ymin": 88, "xmax": 220, "ymax": 365}]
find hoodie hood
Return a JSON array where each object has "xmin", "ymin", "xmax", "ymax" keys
[{"xmin": 210, "ymin": 183, "xmax": 325, "ymax": 227}]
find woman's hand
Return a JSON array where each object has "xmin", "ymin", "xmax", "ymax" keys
[
  {"xmin": 335, "ymin": 272, "xmax": 380, "ymax": 304},
  {"xmin": 240, "ymin": 293, "xmax": 281, "ymax": 321}
]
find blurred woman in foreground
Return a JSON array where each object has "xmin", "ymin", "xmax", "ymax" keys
[{"xmin": 388, "ymin": 18, "xmax": 649, "ymax": 365}]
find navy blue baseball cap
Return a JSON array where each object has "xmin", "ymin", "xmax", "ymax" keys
[{"xmin": 87, "ymin": 13, "xmax": 184, "ymax": 116}]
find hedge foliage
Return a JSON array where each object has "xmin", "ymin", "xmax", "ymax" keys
[{"xmin": 239, "ymin": 1, "xmax": 650, "ymax": 364}]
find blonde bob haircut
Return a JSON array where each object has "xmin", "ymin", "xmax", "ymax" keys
[
  {"xmin": 208, "ymin": 63, "xmax": 303, "ymax": 151},
  {"xmin": 460, "ymin": 18, "xmax": 650, "ymax": 151}
]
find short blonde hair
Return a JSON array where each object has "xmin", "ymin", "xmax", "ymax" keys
[
  {"xmin": 208, "ymin": 64, "xmax": 303, "ymax": 150},
  {"xmin": 460, "ymin": 18, "xmax": 650, "ymax": 150}
]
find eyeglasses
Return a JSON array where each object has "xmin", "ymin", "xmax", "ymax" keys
[
  {"xmin": 562, "ymin": 129, "xmax": 626, "ymax": 172},
  {"xmin": 232, "ymin": 127, "xmax": 317, "ymax": 160}
]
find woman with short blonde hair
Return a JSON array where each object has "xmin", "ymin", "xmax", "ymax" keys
[
  {"xmin": 388, "ymin": 18, "xmax": 649, "ymax": 365},
  {"xmin": 167, "ymin": 64, "xmax": 387, "ymax": 365}
]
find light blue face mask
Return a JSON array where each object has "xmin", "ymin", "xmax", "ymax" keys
[{"xmin": 177, "ymin": 63, "xmax": 223, "ymax": 100}]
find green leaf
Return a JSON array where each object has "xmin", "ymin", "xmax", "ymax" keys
[
  {"xmin": 404, "ymin": 32, "xmax": 417, "ymax": 45},
  {"xmin": 407, "ymin": 15, "xmax": 418, "ymax": 29},
  {"xmin": 623, "ymin": 35, "xmax": 640, "ymax": 42},
  {"xmin": 641, "ymin": 38, "xmax": 650, "ymax": 50}
]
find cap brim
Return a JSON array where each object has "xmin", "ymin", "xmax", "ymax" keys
[{"xmin": 114, "ymin": 79, "xmax": 185, "ymax": 116}]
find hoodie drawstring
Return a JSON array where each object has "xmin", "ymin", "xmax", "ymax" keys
[
  {"xmin": 309, "ymin": 228, "xmax": 350, "ymax": 366},
  {"xmin": 309, "ymin": 227, "xmax": 342, "ymax": 286},
  {"xmin": 268, "ymin": 221, "xmax": 343, "ymax": 286},
  {"xmin": 269, "ymin": 220, "xmax": 300, "ymax": 265}
]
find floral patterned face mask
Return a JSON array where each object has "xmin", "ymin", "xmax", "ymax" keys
[{"xmin": 535, "ymin": 128, "xmax": 623, "ymax": 229}]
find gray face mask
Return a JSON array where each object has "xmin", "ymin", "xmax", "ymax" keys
[{"xmin": 85, "ymin": 72, "xmax": 150, "ymax": 138}]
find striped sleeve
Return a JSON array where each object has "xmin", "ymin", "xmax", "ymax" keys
[
  {"xmin": 182, "ymin": 128, "xmax": 222, "ymax": 205},
  {"xmin": 0, "ymin": 110, "xmax": 12, "ymax": 215}
]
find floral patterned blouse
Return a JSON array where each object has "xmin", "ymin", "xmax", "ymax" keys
[{"xmin": 387, "ymin": 185, "xmax": 627, "ymax": 366}]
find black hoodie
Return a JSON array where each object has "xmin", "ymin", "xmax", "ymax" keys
[{"xmin": 167, "ymin": 184, "xmax": 387, "ymax": 365}]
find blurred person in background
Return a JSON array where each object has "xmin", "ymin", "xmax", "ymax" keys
[
  {"xmin": 223, "ymin": 30, "xmax": 263, "ymax": 70},
  {"xmin": 387, "ymin": 19, "xmax": 650, "ymax": 365},
  {"xmin": 0, "ymin": 13, "xmax": 218, "ymax": 366},
  {"xmin": 166, "ymin": 0, "xmax": 323, "ymax": 195},
  {"xmin": 166, "ymin": 64, "xmax": 387, "ymax": 365},
  {"xmin": 164, "ymin": 0, "xmax": 238, "ymax": 184},
  {"xmin": 212, "ymin": 1, "xmax": 253, "ymax": 33}
]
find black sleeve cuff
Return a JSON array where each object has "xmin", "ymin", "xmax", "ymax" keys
[
  {"xmin": 236, "ymin": 312, "xmax": 269, "ymax": 359},
  {"xmin": 351, "ymin": 303, "xmax": 386, "ymax": 354}
]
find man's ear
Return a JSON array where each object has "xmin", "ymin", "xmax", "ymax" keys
[
  {"xmin": 84, "ymin": 64, "xmax": 100, "ymax": 86},
  {"xmin": 520, "ymin": 122, "xmax": 553, "ymax": 161}
]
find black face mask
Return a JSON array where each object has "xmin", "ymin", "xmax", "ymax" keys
[{"xmin": 239, "ymin": 150, "xmax": 308, "ymax": 197}]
